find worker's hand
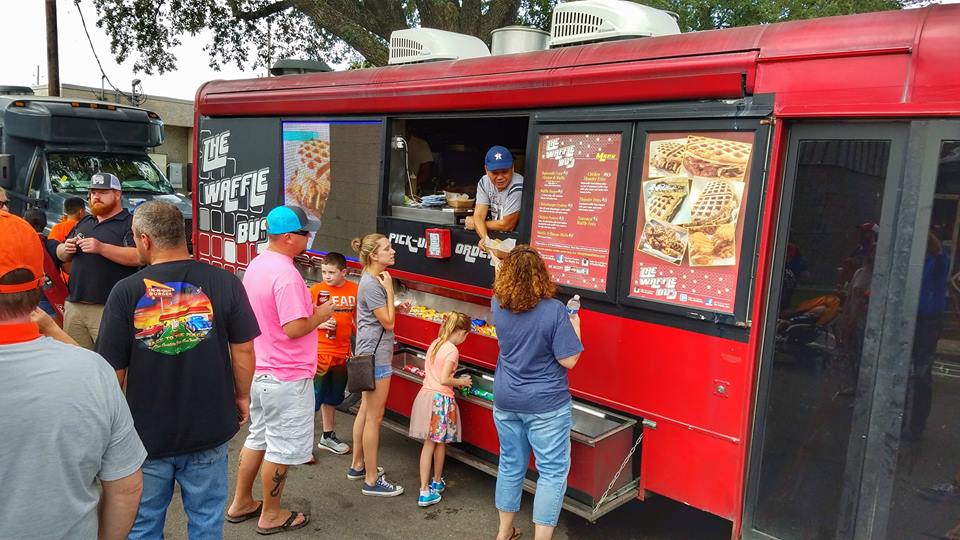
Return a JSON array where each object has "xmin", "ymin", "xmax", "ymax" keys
[
  {"xmin": 397, "ymin": 300, "xmax": 413, "ymax": 314},
  {"xmin": 465, "ymin": 216, "xmax": 476, "ymax": 231},
  {"xmin": 77, "ymin": 236, "xmax": 103, "ymax": 254}
]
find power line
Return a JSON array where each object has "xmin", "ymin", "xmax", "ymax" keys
[{"xmin": 73, "ymin": 0, "xmax": 144, "ymax": 105}]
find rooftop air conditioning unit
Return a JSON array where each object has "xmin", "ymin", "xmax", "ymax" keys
[
  {"xmin": 388, "ymin": 28, "xmax": 491, "ymax": 65},
  {"xmin": 549, "ymin": 0, "xmax": 680, "ymax": 48}
]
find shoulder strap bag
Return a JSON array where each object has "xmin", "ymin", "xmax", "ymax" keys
[{"xmin": 346, "ymin": 328, "xmax": 385, "ymax": 393}]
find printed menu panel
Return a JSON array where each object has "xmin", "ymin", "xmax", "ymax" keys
[
  {"xmin": 531, "ymin": 133, "xmax": 621, "ymax": 292},
  {"xmin": 629, "ymin": 131, "xmax": 755, "ymax": 313}
]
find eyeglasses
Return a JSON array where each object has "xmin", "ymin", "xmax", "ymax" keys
[{"xmin": 288, "ymin": 230, "xmax": 310, "ymax": 237}]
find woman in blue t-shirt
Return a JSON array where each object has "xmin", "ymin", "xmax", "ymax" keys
[{"xmin": 489, "ymin": 246, "xmax": 583, "ymax": 540}]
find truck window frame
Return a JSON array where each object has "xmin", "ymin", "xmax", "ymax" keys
[{"xmin": 382, "ymin": 113, "xmax": 531, "ymax": 238}]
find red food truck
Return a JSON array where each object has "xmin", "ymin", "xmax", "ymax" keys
[{"xmin": 192, "ymin": 4, "xmax": 960, "ymax": 538}]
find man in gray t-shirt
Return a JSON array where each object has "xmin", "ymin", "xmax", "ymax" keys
[
  {"xmin": 0, "ymin": 210, "xmax": 147, "ymax": 539},
  {"xmin": 466, "ymin": 145, "xmax": 524, "ymax": 242}
]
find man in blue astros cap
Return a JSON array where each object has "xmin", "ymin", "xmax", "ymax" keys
[{"xmin": 466, "ymin": 145, "xmax": 524, "ymax": 240}]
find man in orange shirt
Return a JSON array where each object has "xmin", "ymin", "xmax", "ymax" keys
[
  {"xmin": 49, "ymin": 197, "xmax": 87, "ymax": 243},
  {"xmin": 309, "ymin": 252, "xmax": 358, "ymax": 455}
]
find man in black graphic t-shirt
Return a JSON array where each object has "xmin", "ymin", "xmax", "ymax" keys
[{"xmin": 97, "ymin": 201, "xmax": 261, "ymax": 539}]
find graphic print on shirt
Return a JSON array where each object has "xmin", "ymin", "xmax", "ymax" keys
[{"xmin": 133, "ymin": 279, "xmax": 215, "ymax": 355}]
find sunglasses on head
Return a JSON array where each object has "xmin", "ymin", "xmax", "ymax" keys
[{"xmin": 288, "ymin": 229, "xmax": 310, "ymax": 237}]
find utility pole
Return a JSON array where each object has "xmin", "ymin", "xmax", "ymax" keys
[{"xmin": 46, "ymin": 0, "xmax": 60, "ymax": 96}]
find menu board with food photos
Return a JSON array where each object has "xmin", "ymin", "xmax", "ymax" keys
[
  {"xmin": 531, "ymin": 133, "xmax": 622, "ymax": 292},
  {"xmin": 628, "ymin": 131, "xmax": 755, "ymax": 314}
]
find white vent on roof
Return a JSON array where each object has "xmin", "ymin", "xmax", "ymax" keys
[
  {"xmin": 388, "ymin": 28, "xmax": 491, "ymax": 65},
  {"xmin": 549, "ymin": 0, "xmax": 680, "ymax": 48}
]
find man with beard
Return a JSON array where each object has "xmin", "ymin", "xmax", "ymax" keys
[{"xmin": 57, "ymin": 172, "xmax": 140, "ymax": 349}]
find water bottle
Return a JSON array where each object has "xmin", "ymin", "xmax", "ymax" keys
[{"xmin": 566, "ymin": 294, "xmax": 581, "ymax": 316}]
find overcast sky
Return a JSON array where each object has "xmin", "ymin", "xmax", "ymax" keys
[
  {"xmin": 3, "ymin": 0, "xmax": 958, "ymax": 102},
  {"xmin": 2, "ymin": 0, "xmax": 261, "ymax": 101}
]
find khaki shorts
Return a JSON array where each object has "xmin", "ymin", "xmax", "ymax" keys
[{"xmin": 244, "ymin": 374, "xmax": 315, "ymax": 465}]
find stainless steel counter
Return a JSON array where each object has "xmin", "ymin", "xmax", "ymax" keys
[{"xmin": 391, "ymin": 205, "xmax": 473, "ymax": 225}]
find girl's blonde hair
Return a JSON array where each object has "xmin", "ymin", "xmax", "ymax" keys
[
  {"xmin": 427, "ymin": 311, "xmax": 472, "ymax": 359},
  {"xmin": 351, "ymin": 233, "xmax": 386, "ymax": 268}
]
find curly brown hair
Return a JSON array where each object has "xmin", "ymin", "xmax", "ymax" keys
[{"xmin": 493, "ymin": 245, "xmax": 556, "ymax": 313}]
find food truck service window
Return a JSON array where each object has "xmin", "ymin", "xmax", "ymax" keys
[
  {"xmin": 619, "ymin": 121, "xmax": 770, "ymax": 324},
  {"xmin": 282, "ymin": 120, "xmax": 383, "ymax": 257},
  {"xmin": 525, "ymin": 124, "xmax": 632, "ymax": 301}
]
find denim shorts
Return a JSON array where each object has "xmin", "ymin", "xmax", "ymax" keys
[{"xmin": 374, "ymin": 364, "xmax": 393, "ymax": 380}]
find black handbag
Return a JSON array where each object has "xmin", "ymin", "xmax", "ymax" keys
[{"xmin": 346, "ymin": 328, "xmax": 385, "ymax": 393}]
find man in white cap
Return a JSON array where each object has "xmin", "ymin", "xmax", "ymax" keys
[
  {"xmin": 227, "ymin": 205, "xmax": 335, "ymax": 534},
  {"xmin": 56, "ymin": 172, "xmax": 140, "ymax": 348}
]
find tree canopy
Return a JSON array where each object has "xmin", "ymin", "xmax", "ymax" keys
[{"xmin": 89, "ymin": 0, "xmax": 922, "ymax": 74}]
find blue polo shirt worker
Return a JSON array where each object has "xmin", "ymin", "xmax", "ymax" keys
[
  {"xmin": 466, "ymin": 145, "xmax": 524, "ymax": 243},
  {"xmin": 56, "ymin": 172, "xmax": 140, "ymax": 349}
]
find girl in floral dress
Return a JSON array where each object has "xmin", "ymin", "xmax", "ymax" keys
[{"xmin": 408, "ymin": 312, "xmax": 473, "ymax": 507}]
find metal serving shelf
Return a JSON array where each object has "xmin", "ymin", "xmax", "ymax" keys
[{"xmin": 386, "ymin": 347, "xmax": 641, "ymax": 519}]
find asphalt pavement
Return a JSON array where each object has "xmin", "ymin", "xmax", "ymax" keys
[{"xmin": 163, "ymin": 410, "xmax": 731, "ymax": 539}]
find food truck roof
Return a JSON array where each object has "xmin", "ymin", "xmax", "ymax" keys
[{"xmin": 196, "ymin": 5, "xmax": 960, "ymax": 117}]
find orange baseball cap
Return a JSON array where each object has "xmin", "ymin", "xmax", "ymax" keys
[{"xmin": 0, "ymin": 211, "xmax": 44, "ymax": 294}]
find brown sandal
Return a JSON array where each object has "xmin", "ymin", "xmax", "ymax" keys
[
  {"xmin": 225, "ymin": 501, "xmax": 262, "ymax": 523},
  {"xmin": 256, "ymin": 512, "xmax": 310, "ymax": 535}
]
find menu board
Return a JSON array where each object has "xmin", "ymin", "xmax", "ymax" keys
[
  {"xmin": 531, "ymin": 133, "xmax": 621, "ymax": 292},
  {"xmin": 628, "ymin": 131, "xmax": 756, "ymax": 314}
]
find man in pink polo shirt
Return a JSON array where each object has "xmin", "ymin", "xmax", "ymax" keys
[{"xmin": 226, "ymin": 205, "xmax": 334, "ymax": 535}]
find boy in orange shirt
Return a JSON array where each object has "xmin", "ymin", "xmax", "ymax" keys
[{"xmin": 309, "ymin": 252, "xmax": 358, "ymax": 455}]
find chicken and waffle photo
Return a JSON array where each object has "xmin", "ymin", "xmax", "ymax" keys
[
  {"xmin": 638, "ymin": 219, "xmax": 688, "ymax": 265},
  {"xmin": 685, "ymin": 223, "xmax": 736, "ymax": 266},
  {"xmin": 286, "ymin": 139, "xmax": 332, "ymax": 219},
  {"xmin": 682, "ymin": 135, "xmax": 753, "ymax": 180}
]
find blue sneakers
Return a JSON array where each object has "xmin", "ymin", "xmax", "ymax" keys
[
  {"xmin": 418, "ymin": 489, "xmax": 442, "ymax": 507},
  {"xmin": 346, "ymin": 465, "xmax": 384, "ymax": 481},
  {"xmin": 429, "ymin": 478, "xmax": 446, "ymax": 493},
  {"xmin": 362, "ymin": 476, "xmax": 404, "ymax": 497}
]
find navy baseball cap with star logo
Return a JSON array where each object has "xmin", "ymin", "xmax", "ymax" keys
[{"xmin": 484, "ymin": 145, "xmax": 513, "ymax": 170}]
